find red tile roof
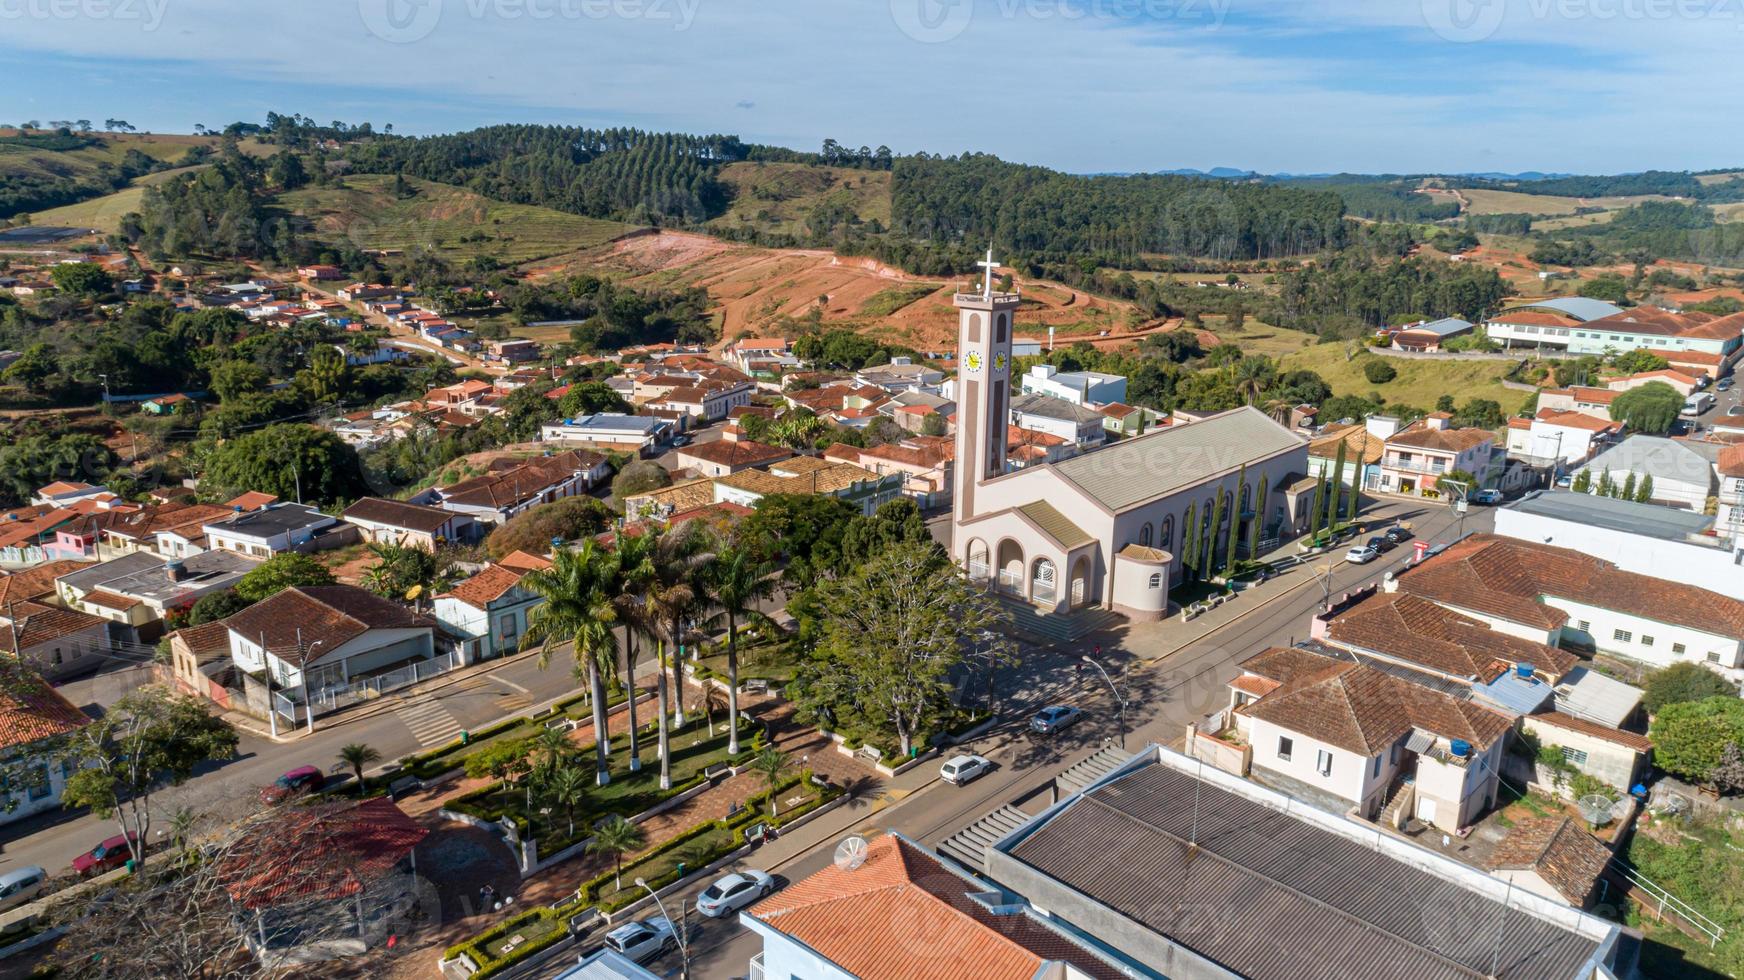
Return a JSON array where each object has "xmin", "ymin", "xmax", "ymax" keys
[
  {"xmin": 222, "ymin": 586, "xmax": 433, "ymax": 663},
  {"xmin": 1527, "ymin": 711, "xmax": 1653, "ymax": 753},
  {"xmin": 0, "ymin": 560, "xmax": 89, "ymax": 606},
  {"xmin": 1243, "ymin": 653, "xmax": 1514, "ymax": 756},
  {"xmin": 0, "ymin": 668, "xmax": 88, "ymax": 750},
  {"xmin": 1325, "ymin": 591, "xmax": 1579, "ymax": 679},
  {"xmin": 437, "ymin": 564, "xmax": 528, "ymax": 609},
  {"xmin": 1488, "ymin": 817, "xmax": 1612, "ymax": 906}
]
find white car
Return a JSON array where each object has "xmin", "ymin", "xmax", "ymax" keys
[
  {"xmin": 0, "ymin": 866, "xmax": 46, "ymax": 913},
  {"xmin": 604, "ymin": 917, "xmax": 675, "ymax": 964},
  {"xmin": 1029, "ymin": 705, "xmax": 1082, "ymax": 735},
  {"xmin": 939, "ymin": 754, "xmax": 992, "ymax": 785},
  {"xmin": 1344, "ymin": 544, "xmax": 1378, "ymax": 564},
  {"xmin": 696, "ymin": 869, "xmax": 774, "ymax": 918}
]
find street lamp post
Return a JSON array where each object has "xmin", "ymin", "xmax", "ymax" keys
[
  {"xmin": 633, "ymin": 877, "xmax": 690, "ymax": 980},
  {"xmin": 1080, "ymin": 654, "xmax": 1128, "ymax": 749}
]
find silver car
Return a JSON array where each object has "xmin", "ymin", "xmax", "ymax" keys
[{"xmin": 696, "ymin": 869, "xmax": 774, "ymax": 917}]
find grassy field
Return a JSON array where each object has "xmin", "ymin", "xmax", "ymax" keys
[
  {"xmin": 1200, "ymin": 316, "xmax": 1315, "ymax": 358},
  {"xmin": 1280, "ymin": 343, "xmax": 1531, "ymax": 415},
  {"xmin": 278, "ymin": 174, "xmax": 636, "ymax": 264},
  {"xmin": 859, "ymin": 283, "xmax": 936, "ymax": 318},
  {"xmin": 28, "ymin": 185, "xmax": 147, "ymax": 232},
  {"xmin": 707, "ymin": 161, "xmax": 891, "ymax": 238},
  {"xmin": 1460, "ymin": 188, "xmax": 1669, "ymax": 216}
]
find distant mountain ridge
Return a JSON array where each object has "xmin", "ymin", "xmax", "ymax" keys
[{"xmin": 1155, "ymin": 167, "xmax": 1577, "ymax": 182}]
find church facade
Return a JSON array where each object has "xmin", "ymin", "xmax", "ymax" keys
[{"xmin": 949, "ymin": 265, "xmax": 1313, "ymax": 620}]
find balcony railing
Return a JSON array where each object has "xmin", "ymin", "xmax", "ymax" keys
[
  {"xmin": 749, "ymin": 952, "xmax": 765, "ymax": 980},
  {"xmin": 1383, "ymin": 458, "xmax": 1449, "ymax": 476},
  {"xmin": 1032, "ymin": 580, "xmax": 1057, "ymax": 605},
  {"xmin": 967, "ymin": 560, "xmax": 991, "ymax": 584}
]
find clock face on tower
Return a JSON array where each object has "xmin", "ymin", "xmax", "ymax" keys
[
  {"xmin": 994, "ymin": 353, "xmax": 1007, "ymax": 371},
  {"xmin": 965, "ymin": 351, "xmax": 983, "ymax": 373}
]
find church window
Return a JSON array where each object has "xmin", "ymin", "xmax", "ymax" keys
[
  {"xmin": 1160, "ymin": 516, "xmax": 1173, "ymax": 550},
  {"xmin": 1140, "ymin": 523, "xmax": 1152, "ymax": 547},
  {"xmin": 967, "ymin": 313, "xmax": 982, "ymax": 343},
  {"xmin": 995, "ymin": 313, "xmax": 1008, "ymax": 344}
]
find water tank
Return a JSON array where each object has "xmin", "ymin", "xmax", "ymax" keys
[
  {"xmin": 1449, "ymin": 739, "xmax": 1471, "ymax": 758},
  {"xmin": 1516, "ymin": 664, "xmax": 1534, "ymax": 679}
]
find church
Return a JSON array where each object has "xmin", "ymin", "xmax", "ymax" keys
[{"xmin": 949, "ymin": 257, "xmax": 1314, "ymax": 620}]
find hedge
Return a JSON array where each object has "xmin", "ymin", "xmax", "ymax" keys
[{"xmin": 444, "ymin": 906, "xmax": 568, "ymax": 980}]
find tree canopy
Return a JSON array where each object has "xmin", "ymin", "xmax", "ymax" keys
[
  {"xmin": 233, "ymin": 553, "xmax": 336, "ymax": 603},
  {"xmin": 1651, "ymin": 696, "xmax": 1744, "ymax": 788},
  {"xmin": 1644, "ymin": 663, "xmax": 1740, "ymax": 715},
  {"xmin": 1610, "ymin": 381, "xmax": 1685, "ymax": 435},
  {"xmin": 201, "ymin": 423, "xmax": 365, "ymax": 505}
]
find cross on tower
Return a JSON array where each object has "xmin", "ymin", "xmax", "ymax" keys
[{"xmin": 976, "ymin": 247, "xmax": 1000, "ymax": 299}]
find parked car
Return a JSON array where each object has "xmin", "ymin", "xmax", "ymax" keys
[
  {"xmin": 72, "ymin": 833, "xmax": 138, "ymax": 877},
  {"xmin": 1367, "ymin": 535, "xmax": 1394, "ymax": 554},
  {"xmin": 1344, "ymin": 543, "xmax": 1378, "ymax": 564},
  {"xmin": 1472, "ymin": 489, "xmax": 1504, "ymax": 505},
  {"xmin": 696, "ymin": 870, "xmax": 774, "ymax": 918},
  {"xmin": 670, "ymin": 434, "xmax": 691, "ymax": 447},
  {"xmin": 1029, "ymin": 705, "xmax": 1083, "ymax": 735},
  {"xmin": 261, "ymin": 765, "xmax": 326, "ymax": 804},
  {"xmin": 940, "ymin": 754, "xmax": 992, "ymax": 785},
  {"xmin": 1383, "ymin": 526, "xmax": 1412, "ymax": 545},
  {"xmin": 604, "ymin": 917, "xmax": 675, "ymax": 964},
  {"xmin": 1554, "ymin": 474, "xmax": 1573, "ymax": 488},
  {"xmin": 0, "ymin": 867, "xmax": 47, "ymax": 913},
  {"xmin": 1718, "ymin": 377, "xmax": 1735, "ymax": 392}
]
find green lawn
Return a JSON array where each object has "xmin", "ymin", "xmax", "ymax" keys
[
  {"xmin": 1198, "ymin": 315, "xmax": 1316, "ymax": 359},
  {"xmin": 1280, "ymin": 342, "xmax": 1532, "ymax": 416},
  {"xmin": 27, "ymin": 185, "xmax": 146, "ymax": 233},
  {"xmin": 484, "ymin": 911, "xmax": 560, "ymax": 958},
  {"xmin": 706, "ymin": 161, "xmax": 891, "ymax": 238}
]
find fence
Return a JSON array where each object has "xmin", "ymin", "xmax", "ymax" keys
[
  {"xmin": 1612, "ymin": 861, "xmax": 1725, "ymax": 947},
  {"xmin": 306, "ymin": 652, "xmax": 461, "ymax": 716}
]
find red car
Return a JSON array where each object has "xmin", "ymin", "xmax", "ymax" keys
[
  {"xmin": 72, "ymin": 832, "xmax": 139, "ymax": 877},
  {"xmin": 261, "ymin": 764, "xmax": 326, "ymax": 804}
]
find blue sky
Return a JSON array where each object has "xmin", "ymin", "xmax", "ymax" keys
[{"xmin": 2, "ymin": 0, "xmax": 1739, "ymax": 174}]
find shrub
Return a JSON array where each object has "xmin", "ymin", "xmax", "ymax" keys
[
  {"xmin": 1362, "ymin": 359, "xmax": 1397, "ymax": 384},
  {"xmin": 1644, "ymin": 662, "xmax": 1740, "ymax": 714}
]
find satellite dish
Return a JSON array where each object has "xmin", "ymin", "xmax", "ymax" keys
[
  {"xmin": 833, "ymin": 836, "xmax": 869, "ymax": 872},
  {"xmin": 1578, "ymin": 794, "xmax": 1615, "ymax": 827}
]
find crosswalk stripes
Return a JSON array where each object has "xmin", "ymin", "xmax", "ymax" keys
[{"xmin": 395, "ymin": 697, "xmax": 463, "ymax": 747}]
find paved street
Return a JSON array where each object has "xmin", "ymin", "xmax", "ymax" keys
[{"xmin": 613, "ymin": 496, "xmax": 1497, "ymax": 980}]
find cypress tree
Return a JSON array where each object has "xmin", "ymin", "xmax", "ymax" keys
[
  {"xmin": 1571, "ymin": 469, "xmax": 1592, "ymax": 494},
  {"xmin": 1621, "ymin": 472, "xmax": 1637, "ymax": 502},
  {"xmin": 1309, "ymin": 477, "xmax": 1325, "ymax": 537},
  {"xmin": 1250, "ymin": 473, "xmax": 1269, "ymax": 557},
  {"xmin": 1330, "ymin": 441, "xmax": 1349, "ymax": 525},
  {"xmin": 1637, "ymin": 474, "xmax": 1654, "ymax": 503},
  {"xmin": 1226, "ymin": 467, "xmax": 1246, "ymax": 575},
  {"xmin": 1205, "ymin": 490, "xmax": 1225, "ymax": 579},
  {"xmin": 1597, "ymin": 469, "xmax": 1614, "ymax": 497},
  {"xmin": 1182, "ymin": 501, "xmax": 1199, "ymax": 579}
]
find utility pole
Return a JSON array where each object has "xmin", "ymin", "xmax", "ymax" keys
[{"xmin": 1081, "ymin": 654, "xmax": 1128, "ymax": 749}]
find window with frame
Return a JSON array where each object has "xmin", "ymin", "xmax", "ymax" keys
[
  {"xmin": 1710, "ymin": 651, "xmax": 1724, "ymax": 664},
  {"xmin": 1372, "ymin": 755, "xmax": 1382, "ymax": 778},
  {"xmin": 1277, "ymin": 736, "xmax": 1293, "ymax": 762},
  {"xmin": 1560, "ymin": 746, "xmax": 1589, "ymax": 766},
  {"xmin": 1641, "ymin": 636, "xmax": 1654, "ymax": 647},
  {"xmin": 26, "ymin": 765, "xmax": 50, "ymax": 801},
  {"xmin": 1673, "ymin": 643, "xmax": 1687, "ymax": 654},
  {"xmin": 1614, "ymin": 629, "xmax": 1632, "ymax": 643},
  {"xmin": 1148, "ymin": 573, "xmax": 1162, "ymax": 589},
  {"xmin": 1316, "ymin": 750, "xmax": 1333, "ymax": 777},
  {"xmin": 1577, "ymin": 620, "xmax": 1591, "ymax": 632},
  {"xmin": 1160, "ymin": 516, "xmax": 1174, "ymax": 550}
]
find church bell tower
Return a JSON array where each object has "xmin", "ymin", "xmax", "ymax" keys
[{"xmin": 951, "ymin": 248, "xmax": 1020, "ymax": 532}]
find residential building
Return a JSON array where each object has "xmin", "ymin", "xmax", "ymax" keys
[
  {"xmin": 1573, "ymin": 435, "xmax": 1719, "ymax": 510},
  {"xmin": 1315, "ymin": 589, "xmax": 1581, "ymax": 685},
  {"xmin": 824, "ymin": 436, "xmax": 954, "ymax": 508},
  {"xmin": 0, "ymin": 675, "xmax": 91, "ymax": 826},
  {"xmin": 1481, "ymin": 297, "xmax": 1625, "ymax": 353},
  {"xmin": 726, "ymin": 337, "xmax": 793, "ymax": 375},
  {"xmin": 1391, "ymin": 316, "xmax": 1474, "ymax": 352},
  {"xmin": 881, "ymin": 389, "xmax": 955, "ymax": 433},
  {"xmin": 712, "ymin": 456, "xmax": 903, "ymax": 516},
  {"xmin": 416, "ymin": 450, "xmax": 611, "ymax": 525},
  {"xmin": 1488, "ymin": 817, "xmax": 1616, "ymax": 909},
  {"xmin": 343, "ymin": 498, "xmax": 476, "ymax": 550},
  {"xmin": 204, "ymin": 503, "xmax": 346, "ymax": 558},
  {"xmin": 98, "ymin": 502, "xmax": 237, "ymax": 557},
  {"xmin": 647, "ymin": 381, "xmax": 755, "ymax": 421},
  {"xmin": 1720, "ymin": 444, "xmax": 1744, "ymax": 546},
  {"xmin": 1008, "ymin": 392, "xmax": 1106, "ymax": 447},
  {"xmin": 434, "ymin": 556, "xmax": 553, "ymax": 663},
  {"xmin": 223, "ymin": 585, "xmax": 439, "ymax": 702},
  {"xmin": 743, "ymin": 833, "xmax": 1135, "ymax": 980},
  {"xmin": 953, "ymin": 746, "xmax": 1626, "ymax": 978},
  {"xmin": 1519, "ymin": 709, "xmax": 1652, "ymax": 794},
  {"xmin": 1608, "ymin": 369, "xmax": 1702, "ymax": 398},
  {"xmin": 297, "ymin": 264, "xmax": 345, "ymax": 281},
  {"xmin": 1495, "ymin": 489, "xmax": 1744, "ymax": 600},
  {"xmin": 1018, "ymin": 363, "xmax": 1126, "ymax": 406},
  {"xmin": 671, "ymin": 436, "xmax": 791, "ymax": 478},
  {"xmin": 1230, "ymin": 645, "xmax": 1513, "ymax": 831},
  {"xmin": 1306, "ymin": 420, "xmax": 1386, "ymax": 490},
  {"xmin": 488, "ymin": 338, "xmax": 541, "ymax": 363},
  {"xmin": 1504, "ymin": 409, "xmax": 1623, "ymax": 469},
  {"xmin": 540, "ymin": 414, "xmax": 674, "ymax": 454},
  {"xmin": 0, "ymin": 601, "xmax": 112, "ymax": 681},
  {"xmin": 1391, "ymin": 532, "xmax": 1744, "ymax": 679},
  {"xmin": 1376, "ymin": 414, "xmax": 1499, "ymax": 497},
  {"xmin": 32, "ymin": 481, "xmax": 112, "ymax": 508},
  {"xmin": 853, "ymin": 357, "xmax": 946, "ymax": 394},
  {"xmin": 57, "ymin": 548, "xmax": 259, "ymax": 636},
  {"xmin": 1536, "ymin": 386, "xmax": 1618, "ymax": 422}
]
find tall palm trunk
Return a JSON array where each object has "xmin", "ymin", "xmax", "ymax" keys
[
  {"xmin": 589, "ymin": 658, "xmax": 610, "ymax": 786},
  {"xmin": 669, "ymin": 614, "xmax": 687, "ymax": 725},
  {"xmin": 725, "ymin": 609, "xmax": 741, "ymax": 755},
  {"xmin": 656, "ymin": 641, "xmax": 672, "ymax": 790},
  {"xmin": 621, "ymin": 628, "xmax": 640, "ymax": 773}
]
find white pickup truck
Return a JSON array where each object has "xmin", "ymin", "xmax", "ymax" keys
[{"xmin": 601, "ymin": 917, "xmax": 676, "ymax": 964}]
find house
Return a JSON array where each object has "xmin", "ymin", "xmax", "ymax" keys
[
  {"xmin": 98, "ymin": 502, "xmax": 237, "ymax": 557},
  {"xmin": 824, "ymin": 437, "xmax": 954, "ymax": 507},
  {"xmin": 1315, "ymin": 589, "xmax": 1581, "ymax": 685},
  {"xmin": 743, "ymin": 833, "xmax": 1132, "ymax": 980},
  {"xmin": 540, "ymin": 414, "xmax": 673, "ymax": 454},
  {"xmin": 1495, "ymin": 489, "xmax": 1744, "ymax": 600},
  {"xmin": 1390, "ymin": 532, "xmax": 1744, "ymax": 679},
  {"xmin": 1488, "ymin": 817, "xmax": 1615, "ymax": 909},
  {"xmin": 1608, "ymin": 369, "xmax": 1702, "ymax": 398},
  {"xmin": 1376, "ymin": 413, "xmax": 1499, "ymax": 497},
  {"xmin": 57, "ymin": 548, "xmax": 260, "ymax": 637},
  {"xmin": 1504, "ymin": 409, "xmax": 1623, "ymax": 469},
  {"xmin": 1520, "ymin": 708, "xmax": 1652, "ymax": 794},
  {"xmin": 1573, "ymin": 435, "xmax": 1719, "ymax": 510},
  {"xmin": 882, "ymin": 389, "xmax": 955, "ymax": 433},
  {"xmin": 1095, "ymin": 401, "xmax": 1162, "ymax": 437},
  {"xmin": 1536, "ymin": 386, "xmax": 1619, "ymax": 422},
  {"xmin": 1719, "ymin": 444, "xmax": 1744, "ymax": 545},
  {"xmin": 342, "ymin": 498, "xmax": 476, "ymax": 550},
  {"xmin": 166, "ymin": 620, "xmax": 242, "ymax": 710},
  {"xmin": 434, "ymin": 557, "xmax": 552, "ymax": 664},
  {"xmin": 417, "ymin": 450, "xmax": 611, "ymax": 525},
  {"xmin": 671, "ymin": 437, "xmax": 791, "ymax": 478},
  {"xmin": 1008, "ymin": 392, "xmax": 1105, "ymax": 447},
  {"xmin": 1230, "ymin": 645, "xmax": 1514, "ymax": 831},
  {"xmin": 0, "ymin": 601, "xmax": 113, "ymax": 681},
  {"xmin": 712, "ymin": 456, "xmax": 903, "ymax": 516},
  {"xmin": 853, "ymin": 358, "xmax": 946, "ymax": 394},
  {"xmin": 223, "ymin": 585, "xmax": 439, "ymax": 705},
  {"xmin": 621, "ymin": 478, "xmax": 718, "ymax": 523},
  {"xmin": 0, "ymin": 672, "xmax": 91, "ymax": 826},
  {"xmin": 1306, "ymin": 420, "xmax": 1386, "ymax": 490},
  {"xmin": 1018, "ymin": 363, "xmax": 1126, "ymax": 406},
  {"xmin": 647, "ymin": 381, "xmax": 755, "ymax": 422},
  {"xmin": 1391, "ymin": 317, "xmax": 1475, "ymax": 352},
  {"xmin": 204, "ymin": 503, "xmax": 347, "ymax": 558},
  {"xmin": 487, "ymin": 338, "xmax": 540, "ymax": 363},
  {"xmin": 32, "ymin": 481, "xmax": 112, "ymax": 508},
  {"xmin": 953, "ymin": 746, "xmax": 1626, "ymax": 980},
  {"xmin": 336, "ymin": 283, "xmax": 398, "ymax": 302},
  {"xmin": 298, "ymin": 264, "xmax": 345, "ymax": 282}
]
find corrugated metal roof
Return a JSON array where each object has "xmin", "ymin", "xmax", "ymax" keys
[
  {"xmin": 1050, "ymin": 407, "xmax": 1305, "ymax": 513},
  {"xmin": 1552, "ymin": 667, "xmax": 1644, "ymax": 729},
  {"xmin": 1505, "ymin": 490, "xmax": 1714, "ymax": 540},
  {"xmin": 1498, "ymin": 297, "xmax": 1625, "ymax": 322},
  {"xmin": 1005, "ymin": 763, "xmax": 1602, "ymax": 980},
  {"xmin": 1016, "ymin": 500, "xmax": 1095, "ymax": 550}
]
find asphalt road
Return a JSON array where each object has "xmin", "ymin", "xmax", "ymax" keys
[{"xmin": 606, "ymin": 497, "xmax": 1498, "ymax": 980}]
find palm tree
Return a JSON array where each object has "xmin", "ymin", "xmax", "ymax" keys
[
  {"xmin": 750, "ymin": 746, "xmax": 791, "ymax": 817},
  {"xmin": 544, "ymin": 766, "xmax": 589, "ymax": 838},
  {"xmin": 701, "ymin": 545, "xmax": 778, "ymax": 754},
  {"xmin": 608, "ymin": 530, "xmax": 658, "ymax": 774},
  {"xmin": 649, "ymin": 524, "xmax": 714, "ymax": 738},
  {"xmin": 521, "ymin": 543, "xmax": 620, "ymax": 786},
  {"xmin": 771, "ymin": 409, "xmax": 826, "ymax": 453},
  {"xmin": 337, "ymin": 742, "xmax": 380, "ymax": 796},
  {"xmin": 530, "ymin": 726, "xmax": 573, "ymax": 782},
  {"xmin": 700, "ymin": 685, "xmax": 728, "ymax": 737},
  {"xmin": 587, "ymin": 815, "xmax": 646, "ymax": 893}
]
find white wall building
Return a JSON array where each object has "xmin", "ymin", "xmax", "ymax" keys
[
  {"xmin": 1018, "ymin": 363, "xmax": 1126, "ymax": 406},
  {"xmin": 1495, "ymin": 490, "xmax": 1744, "ymax": 600}
]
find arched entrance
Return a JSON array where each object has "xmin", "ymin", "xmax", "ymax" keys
[
  {"xmin": 995, "ymin": 539, "xmax": 1025, "ymax": 596},
  {"xmin": 965, "ymin": 538, "xmax": 991, "ymax": 584},
  {"xmin": 1069, "ymin": 556, "xmax": 1091, "ymax": 608},
  {"xmin": 1031, "ymin": 558, "xmax": 1058, "ymax": 606}
]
